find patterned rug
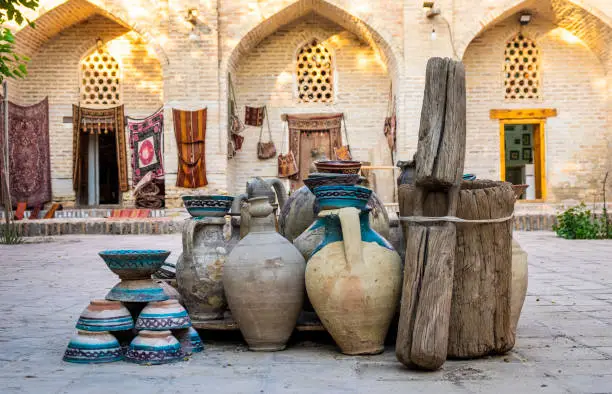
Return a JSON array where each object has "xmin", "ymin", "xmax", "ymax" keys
[
  {"xmin": 0, "ymin": 97, "xmax": 51, "ymax": 208},
  {"xmin": 72, "ymin": 105, "xmax": 128, "ymax": 192},
  {"xmin": 172, "ymin": 108, "xmax": 208, "ymax": 188}
]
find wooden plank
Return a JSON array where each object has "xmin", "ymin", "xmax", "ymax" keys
[
  {"xmin": 490, "ymin": 108, "xmax": 557, "ymax": 120},
  {"xmin": 191, "ymin": 311, "xmax": 325, "ymax": 332}
]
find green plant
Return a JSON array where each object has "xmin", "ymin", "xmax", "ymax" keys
[
  {"xmin": 553, "ymin": 203, "xmax": 610, "ymax": 240},
  {"xmin": 0, "ymin": 220, "xmax": 22, "ymax": 244},
  {"xmin": 0, "ymin": 0, "xmax": 40, "ymax": 82}
]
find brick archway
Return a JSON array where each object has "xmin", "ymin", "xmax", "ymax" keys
[
  {"xmin": 457, "ymin": 0, "xmax": 612, "ymax": 62},
  {"xmin": 13, "ymin": 0, "xmax": 168, "ymax": 65}
]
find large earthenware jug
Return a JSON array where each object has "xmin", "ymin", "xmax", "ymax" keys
[
  {"xmin": 231, "ymin": 177, "xmax": 287, "ymax": 238},
  {"xmin": 224, "ymin": 197, "xmax": 305, "ymax": 351},
  {"xmin": 306, "ymin": 206, "xmax": 402, "ymax": 355},
  {"xmin": 511, "ymin": 239, "xmax": 528, "ymax": 336},
  {"xmin": 176, "ymin": 216, "xmax": 238, "ymax": 321}
]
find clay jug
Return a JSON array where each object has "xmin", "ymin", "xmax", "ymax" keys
[
  {"xmin": 224, "ymin": 197, "xmax": 305, "ymax": 351},
  {"xmin": 176, "ymin": 217, "xmax": 238, "ymax": 320},
  {"xmin": 306, "ymin": 207, "xmax": 402, "ymax": 355},
  {"xmin": 511, "ymin": 239, "xmax": 528, "ymax": 336},
  {"xmin": 232, "ymin": 177, "xmax": 287, "ymax": 238}
]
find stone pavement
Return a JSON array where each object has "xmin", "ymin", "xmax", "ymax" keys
[{"xmin": 0, "ymin": 232, "xmax": 611, "ymax": 393}]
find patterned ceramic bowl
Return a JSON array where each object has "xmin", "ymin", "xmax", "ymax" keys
[
  {"xmin": 63, "ymin": 330, "xmax": 124, "ymax": 364},
  {"xmin": 511, "ymin": 184, "xmax": 529, "ymax": 199},
  {"xmin": 314, "ymin": 160, "xmax": 362, "ymax": 174},
  {"xmin": 99, "ymin": 249, "xmax": 171, "ymax": 280},
  {"xmin": 182, "ymin": 195, "xmax": 234, "ymax": 218},
  {"xmin": 135, "ymin": 300, "xmax": 191, "ymax": 331},
  {"xmin": 126, "ymin": 330, "xmax": 184, "ymax": 365},
  {"xmin": 303, "ymin": 173, "xmax": 361, "ymax": 193},
  {"xmin": 106, "ymin": 279, "xmax": 170, "ymax": 303},
  {"xmin": 76, "ymin": 300, "xmax": 134, "ymax": 332},
  {"xmin": 313, "ymin": 185, "xmax": 373, "ymax": 211},
  {"xmin": 174, "ymin": 327, "xmax": 204, "ymax": 355}
]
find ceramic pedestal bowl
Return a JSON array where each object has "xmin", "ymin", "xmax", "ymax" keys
[
  {"xmin": 99, "ymin": 249, "xmax": 171, "ymax": 280},
  {"xmin": 63, "ymin": 330, "xmax": 123, "ymax": 364},
  {"xmin": 106, "ymin": 279, "xmax": 169, "ymax": 303},
  {"xmin": 511, "ymin": 184, "xmax": 529, "ymax": 199},
  {"xmin": 314, "ymin": 160, "xmax": 362, "ymax": 175},
  {"xmin": 76, "ymin": 300, "xmax": 134, "ymax": 332},
  {"xmin": 313, "ymin": 185, "xmax": 373, "ymax": 211},
  {"xmin": 303, "ymin": 173, "xmax": 361, "ymax": 193},
  {"xmin": 182, "ymin": 195, "xmax": 234, "ymax": 218},
  {"xmin": 126, "ymin": 330, "xmax": 184, "ymax": 365},
  {"xmin": 174, "ymin": 327, "xmax": 204, "ymax": 354},
  {"xmin": 135, "ymin": 300, "xmax": 191, "ymax": 331}
]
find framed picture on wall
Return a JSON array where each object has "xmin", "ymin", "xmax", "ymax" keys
[
  {"xmin": 522, "ymin": 148, "xmax": 532, "ymax": 162},
  {"xmin": 514, "ymin": 138, "xmax": 521, "ymax": 145},
  {"xmin": 510, "ymin": 150, "xmax": 520, "ymax": 160},
  {"xmin": 522, "ymin": 134, "xmax": 531, "ymax": 146}
]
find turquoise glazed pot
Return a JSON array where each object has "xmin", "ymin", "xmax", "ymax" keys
[
  {"xmin": 303, "ymin": 173, "xmax": 361, "ymax": 192},
  {"xmin": 175, "ymin": 327, "xmax": 204, "ymax": 354},
  {"xmin": 135, "ymin": 300, "xmax": 191, "ymax": 331},
  {"xmin": 125, "ymin": 330, "xmax": 184, "ymax": 365},
  {"xmin": 313, "ymin": 185, "xmax": 372, "ymax": 211},
  {"xmin": 63, "ymin": 330, "xmax": 123, "ymax": 364},
  {"xmin": 76, "ymin": 300, "xmax": 134, "ymax": 332},
  {"xmin": 99, "ymin": 249, "xmax": 171, "ymax": 280},
  {"xmin": 106, "ymin": 279, "xmax": 169, "ymax": 303},
  {"xmin": 182, "ymin": 195, "xmax": 234, "ymax": 218}
]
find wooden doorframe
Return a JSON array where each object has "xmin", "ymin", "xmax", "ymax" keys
[{"xmin": 491, "ymin": 108, "xmax": 557, "ymax": 201}]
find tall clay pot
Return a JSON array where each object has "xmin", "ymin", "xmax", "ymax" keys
[
  {"xmin": 176, "ymin": 217, "xmax": 237, "ymax": 321},
  {"xmin": 511, "ymin": 239, "xmax": 528, "ymax": 336},
  {"xmin": 306, "ymin": 207, "xmax": 402, "ymax": 355},
  {"xmin": 224, "ymin": 197, "xmax": 306, "ymax": 351}
]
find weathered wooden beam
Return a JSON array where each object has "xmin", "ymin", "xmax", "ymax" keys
[{"xmin": 489, "ymin": 108, "xmax": 557, "ymax": 120}]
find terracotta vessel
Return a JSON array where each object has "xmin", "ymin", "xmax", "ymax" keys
[
  {"xmin": 76, "ymin": 300, "xmax": 133, "ymax": 332},
  {"xmin": 99, "ymin": 249, "xmax": 171, "ymax": 280},
  {"xmin": 135, "ymin": 300, "xmax": 191, "ymax": 331},
  {"xmin": 314, "ymin": 160, "xmax": 362, "ymax": 174},
  {"xmin": 224, "ymin": 197, "xmax": 306, "ymax": 351},
  {"xmin": 63, "ymin": 330, "xmax": 123, "ymax": 364},
  {"xmin": 231, "ymin": 177, "xmax": 287, "ymax": 238},
  {"xmin": 511, "ymin": 239, "xmax": 528, "ymax": 336},
  {"xmin": 182, "ymin": 195, "xmax": 234, "ymax": 218},
  {"xmin": 306, "ymin": 205, "xmax": 402, "ymax": 355},
  {"xmin": 106, "ymin": 279, "xmax": 169, "ymax": 303},
  {"xmin": 126, "ymin": 330, "xmax": 184, "ymax": 365},
  {"xmin": 176, "ymin": 216, "xmax": 238, "ymax": 321}
]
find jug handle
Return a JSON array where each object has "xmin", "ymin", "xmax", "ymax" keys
[
  {"xmin": 338, "ymin": 207, "xmax": 363, "ymax": 271},
  {"xmin": 183, "ymin": 219, "xmax": 205, "ymax": 256}
]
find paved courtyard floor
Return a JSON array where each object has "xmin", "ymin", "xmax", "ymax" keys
[{"xmin": 0, "ymin": 231, "xmax": 611, "ymax": 393}]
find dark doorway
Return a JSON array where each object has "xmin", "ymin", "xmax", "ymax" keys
[
  {"xmin": 77, "ymin": 131, "xmax": 120, "ymax": 206},
  {"xmin": 98, "ymin": 132, "xmax": 119, "ymax": 204}
]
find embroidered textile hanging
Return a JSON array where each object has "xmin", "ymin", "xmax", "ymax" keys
[
  {"xmin": 0, "ymin": 97, "xmax": 51, "ymax": 208},
  {"xmin": 172, "ymin": 108, "xmax": 208, "ymax": 188},
  {"xmin": 286, "ymin": 113, "xmax": 343, "ymax": 185},
  {"xmin": 245, "ymin": 106, "xmax": 265, "ymax": 127},
  {"xmin": 72, "ymin": 104, "xmax": 129, "ymax": 192},
  {"xmin": 128, "ymin": 108, "xmax": 165, "ymax": 186}
]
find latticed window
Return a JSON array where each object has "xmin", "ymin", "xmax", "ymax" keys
[
  {"xmin": 296, "ymin": 40, "xmax": 333, "ymax": 103},
  {"xmin": 504, "ymin": 34, "xmax": 540, "ymax": 100},
  {"xmin": 80, "ymin": 49, "xmax": 121, "ymax": 106}
]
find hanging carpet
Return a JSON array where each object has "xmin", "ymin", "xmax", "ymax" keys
[
  {"xmin": 172, "ymin": 108, "xmax": 208, "ymax": 188},
  {"xmin": 245, "ymin": 106, "xmax": 265, "ymax": 127},
  {"xmin": 72, "ymin": 104, "xmax": 129, "ymax": 193},
  {"xmin": 0, "ymin": 97, "xmax": 51, "ymax": 208},
  {"xmin": 128, "ymin": 107, "xmax": 165, "ymax": 208},
  {"xmin": 286, "ymin": 113, "xmax": 343, "ymax": 185}
]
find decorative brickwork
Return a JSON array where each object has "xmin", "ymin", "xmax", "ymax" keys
[
  {"xmin": 80, "ymin": 49, "xmax": 122, "ymax": 106},
  {"xmin": 504, "ymin": 34, "xmax": 540, "ymax": 100},
  {"xmin": 296, "ymin": 39, "xmax": 333, "ymax": 102}
]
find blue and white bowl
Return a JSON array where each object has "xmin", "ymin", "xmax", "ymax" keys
[
  {"xmin": 99, "ymin": 249, "xmax": 171, "ymax": 280},
  {"xmin": 76, "ymin": 300, "xmax": 134, "ymax": 332},
  {"xmin": 126, "ymin": 330, "xmax": 184, "ymax": 365},
  {"xmin": 106, "ymin": 279, "xmax": 170, "ymax": 303},
  {"xmin": 182, "ymin": 195, "xmax": 234, "ymax": 218},
  {"xmin": 136, "ymin": 300, "xmax": 191, "ymax": 331},
  {"xmin": 313, "ymin": 185, "xmax": 373, "ymax": 211},
  {"xmin": 175, "ymin": 327, "xmax": 204, "ymax": 354},
  {"xmin": 63, "ymin": 330, "xmax": 123, "ymax": 364}
]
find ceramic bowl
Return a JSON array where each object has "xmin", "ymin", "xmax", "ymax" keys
[
  {"xmin": 125, "ymin": 330, "xmax": 184, "ymax": 365},
  {"xmin": 106, "ymin": 279, "xmax": 170, "ymax": 303},
  {"xmin": 511, "ymin": 184, "xmax": 529, "ymax": 199},
  {"xmin": 174, "ymin": 327, "xmax": 204, "ymax": 354},
  {"xmin": 135, "ymin": 300, "xmax": 191, "ymax": 331},
  {"xmin": 76, "ymin": 300, "xmax": 134, "ymax": 332},
  {"xmin": 63, "ymin": 330, "xmax": 123, "ymax": 364},
  {"xmin": 314, "ymin": 160, "xmax": 362, "ymax": 174},
  {"xmin": 313, "ymin": 185, "xmax": 373, "ymax": 211},
  {"xmin": 182, "ymin": 195, "xmax": 234, "ymax": 217},
  {"xmin": 99, "ymin": 249, "xmax": 171, "ymax": 280},
  {"xmin": 303, "ymin": 173, "xmax": 361, "ymax": 193}
]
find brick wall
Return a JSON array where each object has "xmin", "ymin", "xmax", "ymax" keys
[
  {"xmin": 463, "ymin": 17, "xmax": 609, "ymax": 201},
  {"xmin": 16, "ymin": 14, "xmax": 163, "ymax": 204},
  {"xmin": 230, "ymin": 15, "xmax": 392, "ymax": 194}
]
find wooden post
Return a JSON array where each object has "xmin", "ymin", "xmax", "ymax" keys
[{"xmin": 396, "ymin": 57, "xmax": 466, "ymax": 371}]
